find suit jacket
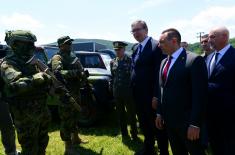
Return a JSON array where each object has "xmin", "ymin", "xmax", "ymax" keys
[
  {"xmin": 157, "ymin": 49, "xmax": 208, "ymax": 128},
  {"xmin": 131, "ymin": 37, "xmax": 164, "ymax": 102},
  {"xmin": 208, "ymin": 46, "xmax": 235, "ymax": 122}
]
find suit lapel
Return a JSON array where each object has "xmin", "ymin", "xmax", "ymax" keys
[
  {"xmin": 165, "ymin": 49, "xmax": 186, "ymax": 86},
  {"xmin": 136, "ymin": 38, "xmax": 151, "ymax": 64},
  {"xmin": 159, "ymin": 58, "xmax": 167, "ymax": 87},
  {"xmin": 210, "ymin": 46, "xmax": 232, "ymax": 78}
]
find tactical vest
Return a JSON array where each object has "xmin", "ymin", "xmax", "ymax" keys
[
  {"xmin": 56, "ymin": 53, "xmax": 82, "ymax": 93},
  {"xmin": 3, "ymin": 56, "xmax": 48, "ymax": 100}
]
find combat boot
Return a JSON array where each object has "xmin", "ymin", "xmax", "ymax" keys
[
  {"xmin": 64, "ymin": 141, "xmax": 80, "ymax": 155},
  {"xmin": 71, "ymin": 132, "xmax": 88, "ymax": 145}
]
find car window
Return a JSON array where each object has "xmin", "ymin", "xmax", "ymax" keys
[
  {"xmin": 98, "ymin": 50, "xmax": 116, "ymax": 59},
  {"xmin": 44, "ymin": 47, "xmax": 59, "ymax": 60},
  {"xmin": 34, "ymin": 51, "xmax": 48, "ymax": 64},
  {"xmin": 76, "ymin": 54, "xmax": 106, "ymax": 69},
  {"xmin": 100, "ymin": 54, "xmax": 112, "ymax": 71}
]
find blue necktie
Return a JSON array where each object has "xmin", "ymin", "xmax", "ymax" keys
[
  {"xmin": 134, "ymin": 44, "xmax": 142, "ymax": 63},
  {"xmin": 209, "ymin": 52, "xmax": 219, "ymax": 76}
]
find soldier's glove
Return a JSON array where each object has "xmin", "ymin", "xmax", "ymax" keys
[
  {"xmin": 32, "ymin": 72, "xmax": 51, "ymax": 86},
  {"xmin": 10, "ymin": 77, "xmax": 31, "ymax": 89},
  {"xmin": 9, "ymin": 77, "xmax": 32, "ymax": 94}
]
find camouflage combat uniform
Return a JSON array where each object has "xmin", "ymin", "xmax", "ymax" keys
[
  {"xmin": 0, "ymin": 30, "xmax": 51, "ymax": 155},
  {"xmin": 0, "ymin": 58, "xmax": 17, "ymax": 155},
  {"xmin": 110, "ymin": 54, "xmax": 137, "ymax": 138},
  {"xmin": 52, "ymin": 50, "xmax": 83, "ymax": 141},
  {"xmin": 51, "ymin": 36, "xmax": 85, "ymax": 155}
]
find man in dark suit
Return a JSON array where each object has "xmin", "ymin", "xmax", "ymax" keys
[
  {"xmin": 155, "ymin": 28, "xmax": 207, "ymax": 155},
  {"xmin": 200, "ymin": 34, "xmax": 214, "ymax": 72},
  {"xmin": 207, "ymin": 26, "xmax": 235, "ymax": 155},
  {"xmin": 200, "ymin": 34, "xmax": 213, "ymax": 150},
  {"xmin": 130, "ymin": 20, "xmax": 168, "ymax": 155}
]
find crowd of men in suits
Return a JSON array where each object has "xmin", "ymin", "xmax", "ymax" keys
[{"xmin": 125, "ymin": 20, "xmax": 235, "ymax": 155}]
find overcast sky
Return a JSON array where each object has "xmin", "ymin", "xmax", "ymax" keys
[{"xmin": 0, "ymin": 0, "xmax": 235, "ymax": 45}]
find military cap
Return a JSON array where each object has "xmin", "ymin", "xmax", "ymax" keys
[
  {"xmin": 5, "ymin": 30, "xmax": 37, "ymax": 46},
  {"xmin": 57, "ymin": 36, "xmax": 74, "ymax": 46},
  {"xmin": 113, "ymin": 41, "xmax": 128, "ymax": 50}
]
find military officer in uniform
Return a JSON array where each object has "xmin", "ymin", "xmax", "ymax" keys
[{"xmin": 110, "ymin": 41, "xmax": 138, "ymax": 140}]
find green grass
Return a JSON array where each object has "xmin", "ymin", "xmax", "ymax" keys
[
  {"xmin": 0, "ymin": 110, "xmax": 173, "ymax": 155},
  {"xmin": 4, "ymin": 110, "xmax": 216, "ymax": 155}
]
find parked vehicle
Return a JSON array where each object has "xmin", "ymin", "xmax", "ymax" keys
[
  {"xmin": 35, "ymin": 48, "xmax": 113, "ymax": 126},
  {"xmin": 72, "ymin": 42, "xmax": 107, "ymax": 52},
  {"xmin": 97, "ymin": 49, "xmax": 116, "ymax": 59},
  {"xmin": 74, "ymin": 51, "xmax": 113, "ymax": 107},
  {"xmin": 0, "ymin": 44, "xmax": 10, "ymax": 59}
]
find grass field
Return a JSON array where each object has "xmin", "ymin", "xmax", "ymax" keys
[
  {"xmin": 0, "ymin": 110, "xmax": 212, "ymax": 155},
  {"xmin": 0, "ymin": 109, "xmax": 172, "ymax": 155}
]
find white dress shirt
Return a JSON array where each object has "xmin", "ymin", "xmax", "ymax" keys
[
  {"xmin": 212, "ymin": 44, "xmax": 230, "ymax": 65},
  {"xmin": 134, "ymin": 36, "xmax": 150, "ymax": 62},
  {"xmin": 209, "ymin": 44, "xmax": 231, "ymax": 76},
  {"xmin": 205, "ymin": 52, "xmax": 214, "ymax": 69},
  {"xmin": 164, "ymin": 47, "xmax": 184, "ymax": 77},
  {"xmin": 138, "ymin": 36, "xmax": 150, "ymax": 52}
]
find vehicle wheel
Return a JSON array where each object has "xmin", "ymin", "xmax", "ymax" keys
[{"xmin": 78, "ymin": 92, "xmax": 99, "ymax": 127}]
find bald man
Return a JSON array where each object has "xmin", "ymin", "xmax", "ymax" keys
[{"xmin": 208, "ymin": 26, "xmax": 235, "ymax": 155}]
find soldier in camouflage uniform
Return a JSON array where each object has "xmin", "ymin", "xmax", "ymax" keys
[
  {"xmin": 51, "ymin": 36, "xmax": 87, "ymax": 155},
  {"xmin": 0, "ymin": 57, "xmax": 18, "ymax": 155},
  {"xmin": 110, "ymin": 41, "xmax": 138, "ymax": 139},
  {"xmin": 0, "ymin": 30, "xmax": 52, "ymax": 155}
]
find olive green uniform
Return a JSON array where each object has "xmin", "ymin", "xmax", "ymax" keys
[
  {"xmin": 1, "ymin": 30, "xmax": 51, "ymax": 155},
  {"xmin": 110, "ymin": 54, "xmax": 137, "ymax": 137},
  {"xmin": 51, "ymin": 50, "xmax": 83, "ymax": 142},
  {"xmin": 0, "ymin": 59, "xmax": 17, "ymax": 155}
]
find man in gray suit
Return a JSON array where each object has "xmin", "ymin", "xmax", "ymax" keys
[{"xmin": 155, "ymin": 28, "xmax": 207, "ymax": 155}]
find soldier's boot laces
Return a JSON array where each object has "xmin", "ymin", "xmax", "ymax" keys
[
  {"xmin": 71, "ymin": 132, "xmax": 88, "ymax": 145},
  {"xmin": 64, "ymin": 141, "xmax": 80, "ymax": 155}
]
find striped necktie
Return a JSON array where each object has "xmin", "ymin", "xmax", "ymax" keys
[
  {"xmin": 162, "ymin": 56, "xmax": 172, "ymax": 84},
  {"xmin": 209, "ymin": 52, "xmax": 219, "ymax": 76},
  {"xmin": 134, "ymin": 44, "xmax": 142, "ymax": 63}
]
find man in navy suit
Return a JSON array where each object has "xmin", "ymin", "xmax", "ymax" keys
[
  {"xmin": 130, "ymin": 20, "xmax": 168, "ymax": 155},
  {"xmin": 156, "ymin": 28, "xmax": 207, "ymax": 155},
  {"xmin": 207, "ymin": 26, "xmax": 235, "ymax": 155}
]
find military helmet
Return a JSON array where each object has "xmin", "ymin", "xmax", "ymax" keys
[
  {"xmin": 5, "ymin": 30, "xmax": 37, "ymax": 47},
  {"xmin": 57, "ymin": 36, "xmax": 74, "ymax": 46}
]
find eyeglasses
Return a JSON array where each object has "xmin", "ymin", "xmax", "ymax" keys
[{"xmin": 130, "ymin": 28, "xmax": 145, "ymax": 34}]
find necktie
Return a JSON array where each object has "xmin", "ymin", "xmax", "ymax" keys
[
  {"xmin": 162, "ymin": 56, "xmax": 172, "ymax": 84},
  {"xmin": 134, "ymin": 44, "xmax": 142, "ymax": 63},
  {"xmin": 209, "ymin": 52, "xmax": 219, "ymax": 76}
]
